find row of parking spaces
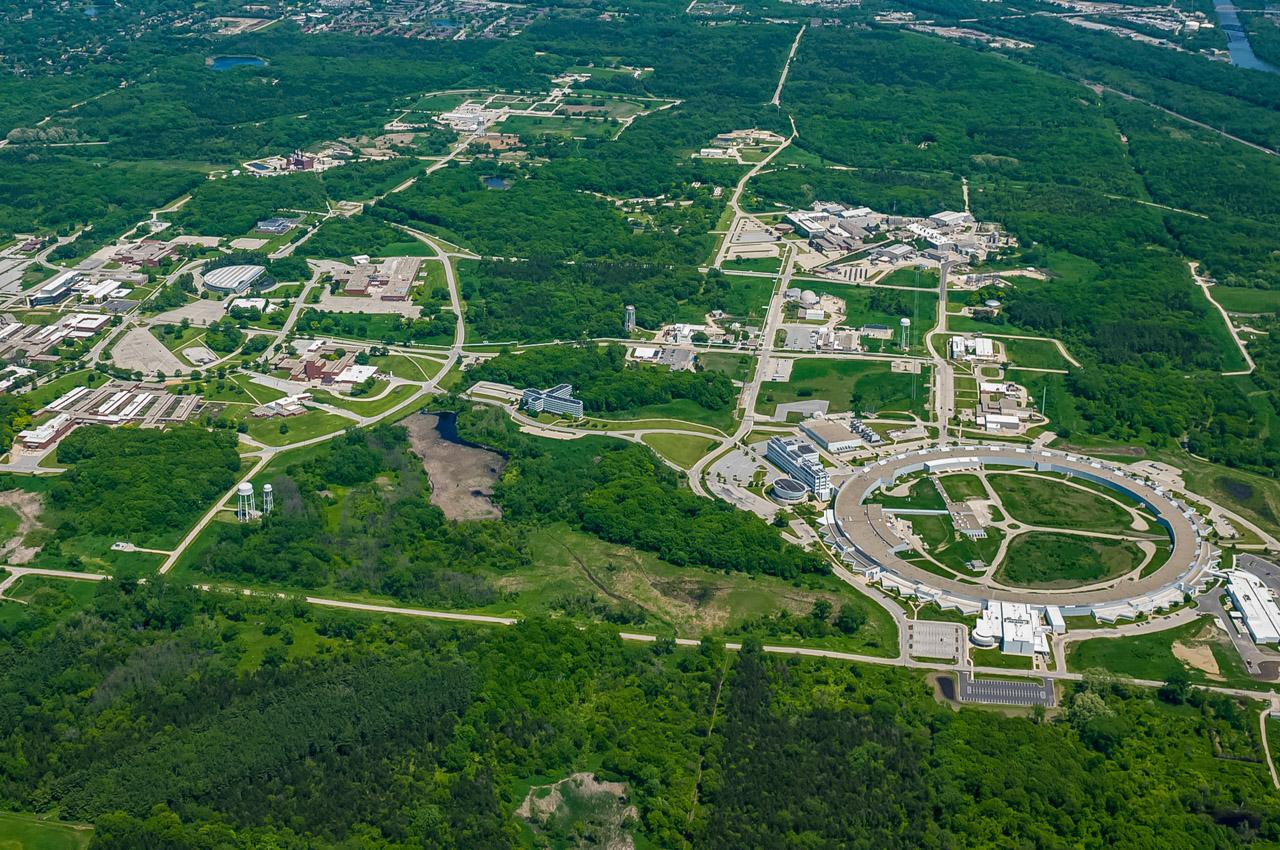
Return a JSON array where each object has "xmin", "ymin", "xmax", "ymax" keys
[
  {"xmin": 957, "ymin": 672, "xmax": 1056, "ymax": 708},
  {"xmin": 907, "ymin": 620, "xmax": 965, "ymax": 663}
]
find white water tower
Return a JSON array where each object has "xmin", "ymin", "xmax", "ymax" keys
[
  {"xmin": 236, "ymin": 482, "xmax": 255, "ymax": 522},
  {"xmin": 899, "ymin": 317, "xmax": 911, "ymax": 350},
  {"xmin": 262, "ymin": 483, "xmax": 274, "ymax": 515}
]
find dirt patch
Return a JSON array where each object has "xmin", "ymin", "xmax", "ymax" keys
[
  {"xmin": 1173, "ymin": 640, "xmax": 1224, "ymax": 681},
  {"xmin": 517, "ymin": 772, "xmax": 637, "ymax": 850},
  {"xmin": 0, "ymin": 489, "xmax": 46, "ymax": 565},
  {"xmin": 404, "ymin": 414, "xmax": 505, "ymax": 521}
]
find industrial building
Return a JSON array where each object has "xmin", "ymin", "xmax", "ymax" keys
[
  {"xmin": 255, "ymin": 217, "xmax": 299, "ymax": 235},
  {"xmin": 203, "ymin": 264, "xmax": 266, "ymax": 294},
  {"xmin": 764, "ymin": 436, "xmax": 832, "ymax": 500},
  {"xmin": 949, "ymin": 335, "xmax": 997, "ymax": 361},
  {"xmin": 17, "ymin": 413, "xmax": 77, "ymax": 450},
  {"xmin": 1225, "ymin": 569, "xmax": 1280, "ymax": 644},
  {"xmin": 332, "ymin": 256, "xmax": 420, "ymax": 301},
  {"xmin": 276, "ymin": 339, "xmax": 373, "ymax": 385},
  {"xmin": 629, "ymin": 346, "xmax": 696, "ymax": 371},
  {"xmin": 801, "ymin": 417, "xmax": 865, "ymax": 453},
  {"xmin": 522, "ymin": 384, "xmax": 584, "ymax": 418},
  {"xmin": 27, "ymin": 271, "xmax": 79, "ymax": 307}
]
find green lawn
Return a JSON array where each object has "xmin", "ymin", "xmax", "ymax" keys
[
  {"xmin": 1210, "ymin": 287, "xmax": 1280, "ymax": 313},
  {"xmin": 970, "ymin": 647, "xmax": 1034, "ymax": 670},
  {"xmin": 1068, "ymin": 616, "xmax": 1261, "ymax": 689},
  {"xmin": 696, "ymin": 352, "xmax": 755, "ymax": 382},
  {"xmin": 909, "ymin": 514, "xmax": 1003, "ymax": 574},
  {"xmin": 722, "ymin": 256, "xmax": 782, "ymax": 274},
  {"xmin": 938, "ymin": 473, "xmax": 987, "ymax": 502},
  {"xmin": 1001, "ymin": 337, "xmax": 1070, "ymax": 371},
  {"xmin": 0, "ymin": 812, "xmax": 92, "ymax": 850},
  {"xmin": 757, "ymin": 359, "xmax": 930, "ymax": 418},
  {"xmin": 594, "ymin": 398, "xmax": 736, "ymax": 432},
  {"xmin": 245, "ymin": 410, "xmax": 352, "ymax": 446},
  {"xmin": 22, "ymin": 370, "xmax": 108, "ymax": 409},
  {"xmin": 370, "ymin": 353, "xmax": 445, "ymax": 381},
  {"xmin": 998, "ymin": 532, "xmax": 1144, "ymax": 588},
  {"xmin": 309, "ymin": 384, "xmax": 420, "ymax": 417},
  {"xmin": 641, "ymin": 433, "xmax": 718, "ymax": 469},
  {"xmin": 868, "ymin": 477, "xmax": 946, "ymax": 511},
  {"xmin": 987, "ymin": 473, "xmax": 1139, "ymax": 534},
  {"xmin": 879, "ymin": 266, "xmax": 939, "ymax": 289}
]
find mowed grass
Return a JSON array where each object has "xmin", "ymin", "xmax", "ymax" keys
[
  {"xmin": 593, "ymin": 398, "xmax": 736, "ymax": 432},
  {"xmin": 0, "ymin": 812, "xmax": 92, "ymax": 850},
  {"xmin": 370, "ymin": 353, "xmax": 445, "ymax": 381},
  {"xmin": 910, "ymin": 513, "xmax": 1004, "ymax": 573},
  {"xmin": 1211, "ymin": 287, "xmax": 1280, "ymax": 313},
  {"xmin": 641, "ymin": 433, "xmax": 718, "ymax": 469},
  {"xmin": 757, "ymin": 359, "xmax": 929, "ymax": 417},
  {"xmin": 696, "ymin": 352, "xmax": 755, "ymax": 382},
  {"xmin": 988, "ymin": 473, "xmax": 1136, "ymax": 533},
  {"xmin": 244, "ymin": 410, "xmax": 352, "ymax": 446},
  {"xmin": 998, "ymin": 532, "xmax": 1144, "ymax": 587},
  {"xmin": 1000, "ymin": 337, "xmax": 1070, "ymax": 370},
  {"xmin": 309, "ymin": 383, "xmax": 420, "ymax": 417},
  {"xmin": 938, "ymin": 473, "xmax": 987, "ymax": 501}
]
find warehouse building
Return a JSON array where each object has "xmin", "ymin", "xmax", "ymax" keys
[
  {"xmin": 27, "ymin": 271, "xmax": 79, "ymax": 307},
  {"xmin": 1226, "ymin": 569, "xmax": 1280, "ymax": 644},
  {"xmin": 801, "ymin": 417, "xmax": 865, "ymax": 454},
  {"xmin": 203, "ymin": 264, "xmax": 267, "ymax": 294}
]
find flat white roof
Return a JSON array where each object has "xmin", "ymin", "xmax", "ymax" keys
[{"xmin": 204, "ymin": 264, "xmax": 265, "ymax": 290}]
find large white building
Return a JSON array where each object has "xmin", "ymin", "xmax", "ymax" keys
[
  {"xmin": 765, "ymin": 436, "xmax": 832, "ymax": 500},
  {"xmin": 203, "ymin": 264, "xmax": 266, "ymax": 294},
  {"xmin": 522, "ymin": 383, "xmax": 584, "ymax": 418},
  {"xmin": 972, "ymin": 601, "xmax": 1049, "ymax": 656},
  {"xmin": 1226, "ymin": 569, "xmax": 1280, "ymax": 644},
  {"xmin": 801, "ymin": 418, "xmax": 864, "ymax": 454}
]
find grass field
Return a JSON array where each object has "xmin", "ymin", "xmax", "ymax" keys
[
  {"xmin": 498, "ymin": 114, "xmax": 616, "ymax": 139},
  {"xmin": 722, "ymin": 256, "xmax": 781, "ymax": 274},
  {"xmin": 869, "ymin": 477, "xmax": 946, "ymax": 511},
  {"xmin": 1000, "ymin": 337, "xmax": 1070, "ymax": 371},
  {"xmin": 988, "ymin": 473, "xmax": 1138, "ymax": 534},
  {"xmin": 245, "ymin": 410, "xmax": 352, "ymax": 446},
  {"xmin": 1068, "ymin": 617, "xmax": 1260, "ymax": 689},
  {"xmin": 594, "ymin": 398, "xmax": 736, "ymax": 432},
  {"xmin": 1211, "ymin": 287, "xmax": 1280, "ymax": 313},
  {"xmin": 938, "ymin": 473, "xmax": 987, "ymax": 502},
  {"xmin": 757, "ymin": 359, "xmax": 929, "ymax": 418},
  {"xmin": 641, "ymin": 433, "xmax": 718, "ymax": 469},
  {"xmin": 910, "ymin": 513, "xmax": 1003, "ymax": 574},
  {"xmin": 309, "ymin": 384, "xmax": 419, "ymax": 417},
  {"xmin": 370, "ymin": 353, "xmax": 445, "ymax": 381},
  {"xmin": 878, "ymin": 266, "xmax": 939, "ymax": 289},
  {"xmin": 696, "ymin": 352, "xmax": 754, "ymax": 382},
  {"xmin": 999, "ymin": 532, "xmax": 1144, "ymax": 587},
  {"xmin": 0, "ymin": 812, "xmax": 92, "ymax": 850}
]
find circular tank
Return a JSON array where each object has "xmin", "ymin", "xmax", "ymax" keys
[
  {"xmin": 984, "ymin": 298, "xmax": 1002, "ymax": 308},
  {"xmin": 800, "ymin": 290, "xmax": 818, "ymax": 306},
  {"xmin": 900, "ymin": 317, "xmax": 911, "ymax": 326},
  {"xmin": 771, "ymin": 477, "xmax": 807, "ymax": 504},
  {"xmin": 237, "ymin": 482, "xmax": 253, "ymax": 496}
]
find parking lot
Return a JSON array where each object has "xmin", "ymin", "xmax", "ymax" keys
[
  {"xmin": 907, "ymin": 620, "xmax": 965, "ymax": 663},
  {"xmin": 957, "ymin": 673, "xmax": 1055, "ymax": 707}
]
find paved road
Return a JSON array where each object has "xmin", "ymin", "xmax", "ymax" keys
[
  {"xmin": 771, "ymin": 26, "xmax": 805, "ymax": 106},
  {"xmin": 157, "ymin": 227, "xmax": 467, "ymax": 576},
  {"xmin": 0, "ymin": 566, "xmax": 111, "ymax": 601}
]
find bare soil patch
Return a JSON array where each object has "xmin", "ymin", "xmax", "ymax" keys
[
  {"xmin": 404, "ymin": 414, "xmax": 504, "ymax": 521},
  {"xmin": 0, "ymin": 489, "xmax": 46, "ymax": 565},
  {"xmin": 1173, "ymin": 639, "xmax": 1224, "ymax": 681},
  {"xmin": 517, "ymin": 772, "xmax": 637, "ymax": 850}
]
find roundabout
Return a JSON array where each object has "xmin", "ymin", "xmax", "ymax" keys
[{"xmin": 827, "ymin": 445, "xmax": 1219, "ymax": 618}]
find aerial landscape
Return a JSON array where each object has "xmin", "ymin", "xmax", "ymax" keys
[{"xmin": 7, "ymin": 0, "xmax": 1280, "ymax": 846}]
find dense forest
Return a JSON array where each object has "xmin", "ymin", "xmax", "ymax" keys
[
  {"xmin": 0, "ymin": 580, "xmax": 1276, "ymax": 848},
  {"xmin": 466, "ymin": 343, "xmax": 736, "ymax": 414}
]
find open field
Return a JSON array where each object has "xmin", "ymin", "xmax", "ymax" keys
[
  {"xmin": 244, "ymin": 410, "xmax": 352, "ymax": 445},
  {"xmin": 1068, "ymin": 617, "xmax": 1261, "ymax": 688},
  {"xmin": 757, "ymin": 359, "xmax": 929, "ymax": 418},
  {"xmin": 641, "ymin": 433, "xmax": 718, "ymax": 469},
  {"xmin": 1001, "ymin": 337, "xmax": 1071, "ymax": 371},
  {"xmin": 0, "ymin": 812, "xmax": 92, "ymax": 850},
  {"xmin": 988, "ymin": 473, "xmax": 1140, "ymax": 534},
  {"xmin": 998, "ymin": 532, "xmax": 1144, "ymax": 588},
  {"xmin": 1211, "ymin": 287, "xmax": 1280, "ymax": 313},
  {"xmin": 938, "ymin": 473, "xmax": 987, "ymax": 502}
]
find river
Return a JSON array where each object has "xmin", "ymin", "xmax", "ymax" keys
[{"xmin": 1214, "ymin": 1, "xmax": 1280, "ymax": 74}]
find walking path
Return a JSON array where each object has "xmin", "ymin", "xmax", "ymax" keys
[
  {"xmin": 771, "ymin": 26, "xmax": 806, "ymax": 106},
  {"xmin": 1189, "ymin": 261, "xmax": 1256, "ymax": 376}
]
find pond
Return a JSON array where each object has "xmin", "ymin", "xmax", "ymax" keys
[
  {"xmin": 481, "ymin": 175, "xmax": 512, "ymax": 191},
  {"xmin": 209, "ymin": 55, "xmax": 267, "ymax": 71}
]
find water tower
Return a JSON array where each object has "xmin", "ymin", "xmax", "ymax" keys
[
  {"xmin": 899, "ymin": 317, "xmax": 911, "ymax": 349},
  {"xmin": 262, "ymin": 483, "xmax": 274, "ymax": 515},
  {"xmin": 236, "ymin": 482, "xmax": 256, "ymax": 522},
  {"xmin": 624, "ymin": 304, "xmax": 637, "ymax": 334}
]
